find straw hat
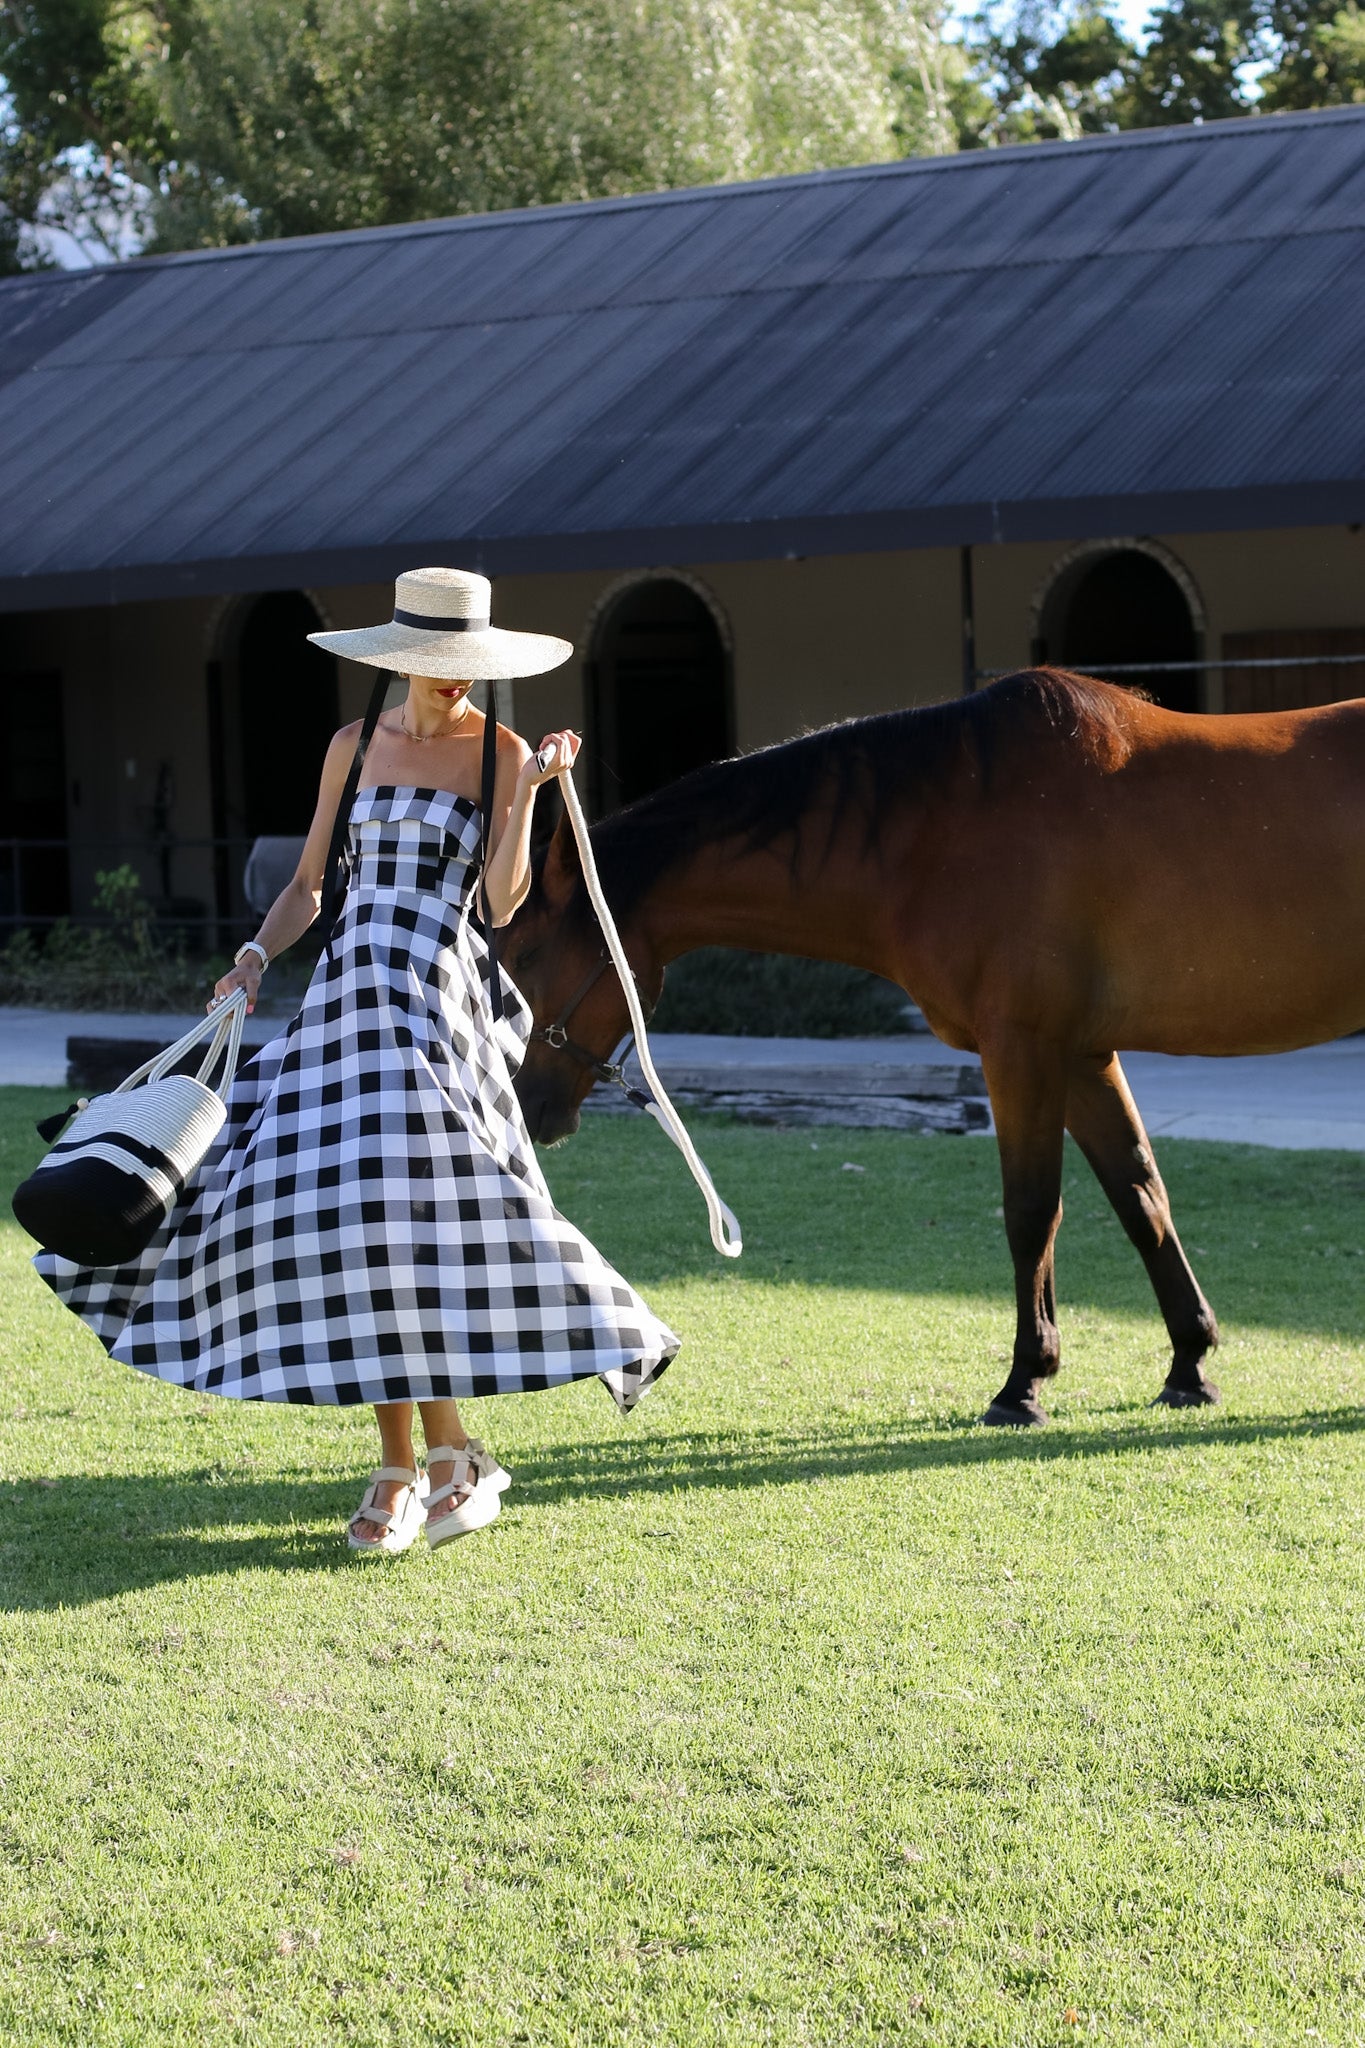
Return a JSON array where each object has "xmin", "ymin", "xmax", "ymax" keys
[{"xmin": 307, "ymin": 567, "xmax": 572, "ymax": 680}]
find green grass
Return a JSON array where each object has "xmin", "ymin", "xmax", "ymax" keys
[{"xmin": 2, "ymin": 1086, "xmax": 1365, "ymax": 2045}]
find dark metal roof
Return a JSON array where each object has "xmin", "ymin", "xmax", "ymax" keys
[{"xmin": 2, "ymin": 107, "xmax": 1364, "ymax": 612}]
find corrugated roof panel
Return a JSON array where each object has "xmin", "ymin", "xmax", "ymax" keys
[
  {"xmin": 583, "ymin": 274, "xmax": 989, "ymax": 525},
  {"xmin": 442, "ymin": 198, "xmax": 701, "ymax": 319},
  {"xmin": 619, "ymin": 183, "xmax": 857, "ymax": 302},
  {"xmin": 399, "ymin": 212, "xmax": 617, "ymax": 326},
  {"xmin": 311, "ymin": 231, "xmax": 475, "ymax": 338},
  {"xmin": 481, "ymin": 283, "xmax": 830, "ymax": 534},
  {"xmin": 0, "ymin": 269, "xmax": 142, "ymax": 383},
  {"xmin": 21, "ymin": 345, "xmax": 362, "ymax": 573},
  {"xmin": 164, "ymin": 328, "xmax": 449, "ymax": 560},
  {"xmin": 736, "ymin": 257, "xmax": 1146, "ymax": 519},
  {"xmin": 0, "ymin": 346, "xmax": 241, "ymax": 519},
  {"xmin": 1257, "ymin": 363, "xmax": 1365, "ymax": 482},
  {"xmin": 183, "ymin": 239, "xmax": 402, "ymax": 352},
  {"xmin": 1042, "ymin": 234, "xmax": 1358, "ymax": 498},
  {"xmin": 467, "ymin": 296, "xmax": 789, "ymax": 537},
  {"xmin": 1, "ymin": 106, "xmax": 1363, "ymax": 603},
  {"xmin": 813, "ymin": 170, "xmax": 1003, "ymax": 283},
  {"xmin": 1302, "ymin": 138, "xmax": 1365, "ymax": 230},
  {"xmin": 929, "ymin": 241, "xmax": 1274, "ymax": 504},
  {"xmin": 43, "ymin": 259, "xmax": 252, "ymax": 366},
  {"xmin": 233, "ymin": 306, "xmax": 663, "ymax": 555},
  {"xmin": 151, "ymin": 325, "xmax": 583, "ymax": 564},
  {"xmin": 395, "ymin": 303, "xmax": 732, "ymax": 539}
]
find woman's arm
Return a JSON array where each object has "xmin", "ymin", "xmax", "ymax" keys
[
  {"xmin": 209, "ymin": 725, "xmax": 360, "ymax": 1012},
  {"xmin": 482, "ymin": 727, "xmax": 581, "ymax": 926}
]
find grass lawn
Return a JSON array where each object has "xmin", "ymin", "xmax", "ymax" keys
[{"xmin": 2, "ymin": 1086, "xmax": 1365, "ymax": 2046}]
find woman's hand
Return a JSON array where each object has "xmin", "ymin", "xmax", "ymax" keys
[
  {"xmin": 209, "ymin": 961, "xmax": 262, "ymax": 1015},
  {"xmin": 522, "ymin": 730, "xmax": 581, "ymax": 789}
]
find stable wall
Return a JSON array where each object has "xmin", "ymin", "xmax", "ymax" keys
[
  {"xmin": 972, "ymin": 524, "xmax": 1365, "ymax": 710},
  {"xmin": 0, "ymin": 595, "xmax": 219, "ymax": 929},
  {"xmin": 5, "ymin": 520, "xmax": 1362, "ymax": 930}
]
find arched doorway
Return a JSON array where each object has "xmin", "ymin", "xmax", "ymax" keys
[
  {"xmin": 587, "ymin": 578, "xmax": 731, "ymax": 813},
  {"xmin": 234, "ymin": 591, "xmax": 339, "ymax": 834},
  {"xmin": 1037, "ymin": 547, "xmax": 1201, "ymax": 713},
  {"xmin": 208, "ymin": 591, "xmax": 339, "ymax": 923}
]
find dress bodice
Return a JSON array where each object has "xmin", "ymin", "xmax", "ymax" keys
[{"xmin": 347, "ymin": 786, "xmax": 482, "ymax": 907}]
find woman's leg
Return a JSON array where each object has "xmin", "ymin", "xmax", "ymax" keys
[
  {"xmin": 351, "ymin": 1400, "xmax": 419, "ymax": 1542},
  {"xmin": 417, "ymin": 1400, "xmax": 470, "ymax": 1533}
]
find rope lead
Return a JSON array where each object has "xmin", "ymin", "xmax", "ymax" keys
[{"xmin": 555, "ymin": 768, "xmax": 743, "ymax": 1259}]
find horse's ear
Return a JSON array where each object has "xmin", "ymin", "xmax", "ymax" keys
[{"xmin": 538, "ymin": 812, "xmax": 580, "ymax": 911}]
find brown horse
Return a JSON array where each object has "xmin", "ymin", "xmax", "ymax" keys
[{"xmin": 503, "ymin": 669, "xmax": 1365, "ymax": 1426}]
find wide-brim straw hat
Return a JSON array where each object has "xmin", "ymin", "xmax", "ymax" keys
[{"xmin": 307, "ymin": 567, "xmax": 572, "ymax": 680}]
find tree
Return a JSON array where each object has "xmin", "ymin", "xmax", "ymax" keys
[
  {"xmin": 954, "ymin": 0, "xmax": 1365, "ymax": 145},
  {"xmin": 1128, "ymin": 0, "xmax": 1261, "ymax": 123},
  {"xmin": 1258, "ymin": 0, "xmax": 1365, "ymax": 106},
  {"xmin": 0, "ymin": 0, "xmax": 958, "ymax": 265},
  {"xmin": 0, "ymin": 0, "xmax": 174, "ymax": 265},
  {"xmin": 958, "ymin": 0, "xmax": 1137, "ymax": 144}
]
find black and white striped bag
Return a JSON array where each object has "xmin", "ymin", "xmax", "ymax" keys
[{"xmin": 12, "ymin": 989, "xmax": 247, "ymax": 1268}]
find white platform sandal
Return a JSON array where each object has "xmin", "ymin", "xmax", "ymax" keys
[
  {"xmin": 423, "ymin": 1440, "xmax": 512, "ymax": 1549},
  {"xmin": 347, "ymin": 1465, "xmax": 427, "ymax": 1555}
]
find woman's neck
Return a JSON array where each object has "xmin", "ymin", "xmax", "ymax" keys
[{"xmin": 400, "ymin": 687, "xmax": 473, "ymax": 741}]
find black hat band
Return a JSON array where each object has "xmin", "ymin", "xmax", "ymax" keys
[{"xmin": 391, "ymin": 608, "xmax": 490, "ymax": 632}]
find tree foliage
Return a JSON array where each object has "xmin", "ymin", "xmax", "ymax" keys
[
  {"xmin": 958, "ymin": 0, "xmax": 1365, "ymax": 146},
  {"xmin": 3, "ymin": 0, "xmax": 1363, "ymax": 272},
  {"xmin": 0, "ymin": 0, "xmax": 959, "ymax": 265}
]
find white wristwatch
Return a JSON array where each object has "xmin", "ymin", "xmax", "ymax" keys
[{"xmin": 235, "ymin": 941, "xmax": 269, "ymax": 973}]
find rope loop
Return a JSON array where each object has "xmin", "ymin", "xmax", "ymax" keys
[{"xmin": 554, "ymin": 770, "xmax": 742, "ymax": 1259}]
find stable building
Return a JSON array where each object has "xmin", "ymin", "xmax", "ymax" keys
[{"xmin": 1, "ymin": 105, "xmax": 1364, "ymax": 942}]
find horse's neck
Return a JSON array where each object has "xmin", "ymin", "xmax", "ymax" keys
[{"xmin": 636, "ymin": 837, "xmax": 889, "ymax": 973}]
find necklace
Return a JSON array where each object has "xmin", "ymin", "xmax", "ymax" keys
[{"xmin": 398, "ymin": 703, "xmax": 470, "ymax": 742}]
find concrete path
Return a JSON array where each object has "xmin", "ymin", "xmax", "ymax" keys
[
  {"xmin": 617, "ymin": 1032, "xmax": 1365, "ymax": 1151},
  {"xmin": 1, "ymin": 1008, "xmax": 1362, "ymax": 1151}
]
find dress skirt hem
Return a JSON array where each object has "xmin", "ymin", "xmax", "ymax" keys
[{"xmin": 34, "ymin": 786, "xmax": 680, "ymax": 1412}]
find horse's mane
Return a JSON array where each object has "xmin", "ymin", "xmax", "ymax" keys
[{"xmin": 535, "ymin": 667, "xmax": 1135, "ymax": 924}]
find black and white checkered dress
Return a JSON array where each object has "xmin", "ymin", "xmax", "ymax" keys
[{"xmin": 35, "ymin": 786, "xmax": 679, "ymax": 1410}]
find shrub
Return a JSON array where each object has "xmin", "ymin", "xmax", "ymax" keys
[
  {"xmin": 0, "ymin": 866, "xmax": 229, "ymax": 1011},
  {"xmin": 649, "ymin": 949, "xmax": 917, "ymax": 1037}
]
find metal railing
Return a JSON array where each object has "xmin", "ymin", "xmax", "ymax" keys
[{"xmin": 0, "ymin": 835, "xmax": 256, "ymax": 943}]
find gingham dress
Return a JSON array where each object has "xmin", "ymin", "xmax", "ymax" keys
[{"xmin": 35, "ymin": 786, "xmax": 679, "ymax": 1409}]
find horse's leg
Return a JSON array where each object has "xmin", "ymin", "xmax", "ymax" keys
[
  {"xmin": 1065, "ymin": 1053, "xmax": 1220, "ymax": 1407},
  {"xmin": 979, "ymin": 1041, "xmax": 1068, "ymax": 1428}
]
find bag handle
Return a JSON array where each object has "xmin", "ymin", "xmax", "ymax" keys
[
  {"xmin": 109, "ymin": 986, "xmax": 250, "ymax": 1099},
  {"xmin": 192, "ymin": 985, "xmax": 247, "ymax": 1092},
  {"xmin": 320, "ymin": 668, "xmax": 391, "ymax": 962}
]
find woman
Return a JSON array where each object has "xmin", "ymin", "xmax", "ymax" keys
[{"xmin": 35, "ymin": 569, "xmax": 678, "ymax": 1553}]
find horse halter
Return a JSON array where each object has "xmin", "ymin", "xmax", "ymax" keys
[{"xmin": 530, "ymin": 947, "xmax": 653, "ymax": 1107}]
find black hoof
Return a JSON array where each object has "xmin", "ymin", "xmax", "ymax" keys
[
  {"xmin": 981, "ymin": 1399, "xmax": 1049, "ymax": 1429},
  {"xmin": 1153, "ymin": 1379, "xmax": 1222, "ymax": 1409}
]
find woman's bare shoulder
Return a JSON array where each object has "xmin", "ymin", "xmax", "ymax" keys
[
  {"xmin": 496, "ymin": 721, "xmax": 533, "ymax": 767},
  {"xmin": 315, "ymin": 722, "xmax": 363, "ymax": 791}
]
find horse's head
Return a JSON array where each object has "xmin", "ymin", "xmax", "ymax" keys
[{"xmin": 503, "ymin": 816, "xmax": 664, "ymax": 1144}]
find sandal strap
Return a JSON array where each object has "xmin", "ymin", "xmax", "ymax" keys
[
  {"xmin": 425, "ymin": 1442, "xmax": 491, "ymax": 1470},
  {"xmin": 426, "ymin": 1479, "xmax": 470, "ymax": 1512},
  {"xmin": 349, "ymin": 1470, "xmax": 423, "ymax": 1536},
  {"xmin": 426, "ymin": 1448, "xmax": 488, "ymax": 1508},
  {"xmin": 349, "ymin": 1497, "xmax": 400, "ymax": 1534}
]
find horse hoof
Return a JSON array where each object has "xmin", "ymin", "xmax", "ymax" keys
[
  {"xmin": 1153, "ymin": 1380, "xmax": 1222, "ymax": 1409},
  {"xmin": 980, "ymin": 1399, "xmax": 1049, "ymax": 1429}
]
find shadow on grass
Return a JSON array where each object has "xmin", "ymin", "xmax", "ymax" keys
[{"xmin": 5, "ymin": 1403, "xmax": 1365, "ymax": 1609}]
